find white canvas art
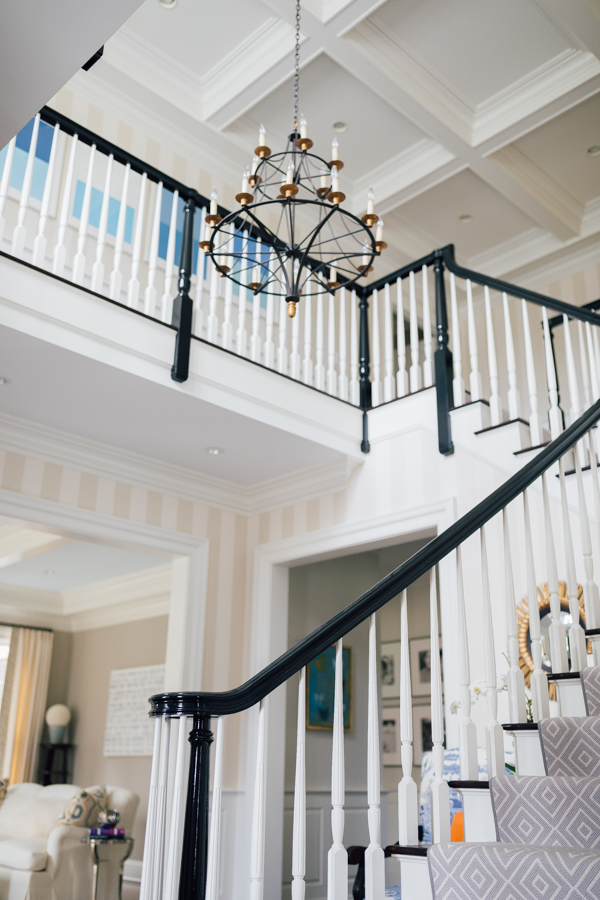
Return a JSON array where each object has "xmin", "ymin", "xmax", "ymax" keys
[{"xmin": 104, "ymin": 664, "xmax": 165, "ymax": 757}]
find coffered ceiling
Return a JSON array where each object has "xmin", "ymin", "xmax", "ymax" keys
[{"xmin": 64, "ymin": 0, "xmax": 600, "ymax": 285}]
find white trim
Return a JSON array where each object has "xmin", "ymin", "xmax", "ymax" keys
[{"xmin": 123, "ymin": 858, "xmax": 143, "ymax": 883}]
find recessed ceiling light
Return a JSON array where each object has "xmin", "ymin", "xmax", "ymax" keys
[
  {"xmin": 158, "ymin": 0, "xmax": 177, "ymax": 8},
  {"xmin": 44, "ymin": 570, "xmax": 55, "ymax": 576},
  {"xmin": 205, "ymin": 447, "xmax": 224, "ymax": 456},
  {"xmin": 458, "ymin": 214, "xmax": 473, "ymax": 223},
  {"xmin": 332, "ymin": 121, "xmax": 348, "ymax": 133},
  {"xmin": 588, "ymin": 145, "xmax": 600, "ymax": 157},
  {"xmin": 0, "ymin": 377, "xmax": 11, "ymax": 386}
]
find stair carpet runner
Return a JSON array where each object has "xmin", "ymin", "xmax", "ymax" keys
[{"xmin": 377, "ymin": 664, "xmax": 600, "ymax": 900}]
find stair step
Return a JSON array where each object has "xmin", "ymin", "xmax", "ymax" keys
[
  {"xmin": 502, "ymin": 723, "xmax": 545, "ymax": 775},
  {"xmin": 387, "ymin": 847, "xmax": 431, "ymax": 900},
  {"xmin": 448, "ymin": 781, "xmax": 496, "ymax": 842},
  {"xmin": 547, "ymin": 672, "xmax": 587, "ymax": 717}
]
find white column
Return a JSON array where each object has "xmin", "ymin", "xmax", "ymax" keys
[
  {"xmin": 207, "ymin": 259, "xmax": 221, "ymax": 345},
  {"xmin": 588, "ymin": 429, "xmax": 600, "ymax": 606},
  {"xmin": 72, "ymin": 142, "xmax": 97, "ymax": 284},
  {"xmin": 429, "ymin": 568, "xmax": 450, "ymax": 842},
  {"xmin": 396, "ymin": 278, "xmax": 408, "ymax": 398},
  {"xmin": 455, "ymin": 546, "xmax": 478, "ymax": 779},
  {"xmin": 484, "ymin": 287, "xmax": 502, "ymax": 425},
  {"xmin": 205, "ymin": 717, "xmax": 225, "ymax": 900},
  {"xmin": 350, "ymin": 290, "xmax": 360, "ymax": 404},
  {"xmin": 578, "ymin": 322, "xmax": 592, "ymax": 410},
  {"xmin": 290, "ymin": 296, "xmax": 301, "ymax": 380},
  {"xmin": 371, "ymin": 289, "xmax": 382, "ymax": 407},
  {"xmin": 480, "ymin": 527, "xmax": 505, "ymax": 778},
  {"xmin": 422, "ymin": 265, "xmax": 434, "ymax": 388},
  {"xmin": 250, "ymin": 700, "xmax": 268, "ymax": 900},
  {"xmin": 338, "ymin": 287, "xmax": 349, "ymax": 401},
  {"xmin": 0, "ymin": 136, "xmax": 16, "ymax": 246},
  {"xmin": 409, "ymin": 271, "xmax": 421, "ymax": 392},
  {"xmin": 52, "ymin": 133, "xmax": 79, "ymax": 277},
  {"xmin": 364, "ymin": 614, "xmax": 385, "ymax": 900},
  {"xmin": 327, "ymin": 292, "xmax": 338, "ymax": 396},
  {"xmin": 466, "ymin": 279, "xmax": 482, "ymax": 402},
  {"xmin": 277, "ymin": 293, "xmax": 289, "ymax": 374},
  {"xmin": 127, "ymin": 172, "xmax": 148, "ymax": 308},
  {"xmin": 315, "ymin": 287, "xmax": 325, "ymax": 390},
  {"xmin": 292, "ymin": 670, "xmax": 306, "ymax": 900},
  {"xmin": 139, "ymin": 717, "xmax": 162, "ymax": 900},
  {"xmin": 574, "ymin": 443, "xmax": 600, "ymax": 633},
  {"xmin": 328, "ymin": 641, "xmax": 347, "ymax": 899},
  {"xmin": 11, "ymin": 114, "xmax": 40, "ymax": 258},
  {"xmin": 542, "ymin": 307, "xmax": 563, "ymax": 439},
  {"xmin": 502, "ymin": 293, "xmax": 520, "ymax": 420},
  {"xmin": 398, "ymin": 589, "xmax": 418, "ymax": 844},
  {"xmin": 250, "ymin": 241, "xmax": 262, "ymax": 361},
  {"xmin": 221, "ymin": 273, "xmax": 234, "ymax": 351},
  {"xmin": 144, "ymin": 181, "xmax": 163, "ymax": 316},
  {"xmin": 263, "ymin": 259, "xmax": 275, "ymax": 366},
  {"xmin": 542, "ymin": 472, "xmax": 569, "ymax": 673},
  {"xmin": 160, "ymin": 190, "xmax": 179, "ymax": 324},
  {"xmin": 523, "ymin": 491, "xmax": 550, "ymax": 720},
  {"xmin": 194, "ymin": 213, "xmax": 208, "ymax": 337},
  {"xmin": 236, "ymin": 232, "xmax": 249, "ymax": 356},
  {"xmin": 503, "ymin": 508, "xmax": 527, "ymax": 722},
  {"xmin": 90, "ymin": 154, "xmax": 114, "ymax": 294},
  {"xmin": 164, "ymin": 716, "xmax": 189, "ymax": 900},
  {"xmin": 563, "ymin": 315, "xmax": 581, "ymax": 426},
  {"xmin": 558, "ymin": 458, "xmax": 588, "ymax": 670},
  {"xmin": 449, "ymin": 273, "xmax": 465, "ymax": 406},
  {"xmin": 151, "ymin": 716, "xmax": 171, "ymax": 900},
  {"xmin": 383, "ymin": 282, "xmax": 396, "ymax": 402},
  {"xmin": 522, "ymin": 300, "xmax": 542, "ymax": 445},
  {"xmin": 302, "ymin": 293, "xmax": 313, "ymax": 386},
  {"xmin": 586, "ymin": 323, "xmax": 600, "ymax": 402},
  {"xmin": 32, "ymin": 123, "xmax": 60, "ymax": 267},
  {"xmin": 109, "ymin": 163, "xmax": 130, "ymax": 301}
]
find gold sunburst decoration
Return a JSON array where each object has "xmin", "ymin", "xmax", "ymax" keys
[{"xmin": 517, "ymin": 581, "xmax": 586, "ymax": 701}]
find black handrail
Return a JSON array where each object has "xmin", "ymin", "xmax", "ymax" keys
[{"xmin": 150, "ymin": 395, "xmax": 600, "ymax": 719}]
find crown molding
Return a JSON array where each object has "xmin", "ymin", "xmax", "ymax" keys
[
  {"xmin": 62, "ymin": 563, "xmax": 172, "ymax": 615},
  {"xmin": 0, "ymin": 413, "xmax": 359, "ymax": 516},
  {"xmin": 0, "ymin": 526, "xmax": 66, "ymax": 562}
]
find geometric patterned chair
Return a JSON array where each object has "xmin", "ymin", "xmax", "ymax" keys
[
  {"xmin": 539, "ymin": 716, "xmax": 600, "ymax": 776},
  {"xmin": 582, "ymin": 667, "xmax": 600, "ymax": 717}
]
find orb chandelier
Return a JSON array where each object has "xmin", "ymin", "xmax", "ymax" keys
[{"xmin": 202, "ymin": 0, "xmax": 386, "ymax": 318}]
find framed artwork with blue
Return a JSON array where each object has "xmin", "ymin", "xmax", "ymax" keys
[{"xmin": 306, "ymin": 646, "xmax": 352, "ymax": 731}]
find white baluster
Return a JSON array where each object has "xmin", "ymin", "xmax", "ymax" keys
[
  {"xmin": 558, "ymin": 457, "xmax": 588, "ymax": 670},
  {"xmin": 164, "ymin": 716, "xmax": 189, "ymax": 900},
  {"xmin": 503, "ymin": 508, "xmax": 527, "ymax": 722},
  {"xmin": 72, "ymin": 143, "xmax": 96, "ymax": 284},
  {"xmin": 542, "ymin": 307, "xmax": 563, "ymax": 439},
  {"xmin": 263, "ymin": 255, "xmax": 275, "ymax": 365},
  {"xmin": 205, "ymin": 716, "xmax": 225, "ymax": 900},
  {"xmin": 574, "ymin": 442, "xmax": 600, "ymax": 634},
  {"xmin": 563, "ymin": 315, "xmax": 581, "ymax": 426},
  {"xmin": 327, "ymin": 292, "xmax": 337, "ymax": 396},
  {"xmin": 127, "ymin": 172, "xmax": 148, "ymax": 308},
  {"xmin": 365, "ymin": 614, "xmax": 385, "ymax": 900},
  {"xmin": 409, "ymin": 271, "xmax": 421, "ymax": 393},
  {"xmin": 302, "ymin": 292, "xmax": 313, "ymax": 385},
  {"xmin": 502, "ymin": 293, "xmax": 520, "ymax": 420},
  {"xmin": 455, "ymin": 546, "xmax": 478, "ymax": 779},
  {"xmin": 250, "ymin": 700, "xmax": 268, "ymax": 900},
  {"xmin": 588, "ymin": 428, "xmax": 600, "ymax": 585},
  {"xmin": 350, "ymin": 290, "xmax": 360, "ymax": 404},
  {"xmin": 161, "ymin": 189, "xmax": 179, "ymax": 323},
  {"xmin": 236, "ymin": 232, "xmax": 248, "ymax": 355},
  {"xmin": 109, "ymin": 162, "xmax": 130, "ymax": 301},
  {"xmin": 292, "ymin": 669, "xmax": 306, "ymax": 900},
  {"xmin": 139, "ymin": 717, "xmax": 163, "ymax": 900},
  {"xmin": 314, "ymin": 287, "xmax": 325, "ymax": 390},
  {"xmin": 398, "ymin": 589, "xmax": 418, "ymax": 844},
  {"xmin": 338, "ymin": 287, "xmax": 349, "ymax": 401},
  {"xmin": 328, "ymin": 641, "xmax": 347, "ymax": 899},
  {"xmin": 371, "ymin": 289, "xmax": 382, "ymax": 406},
  {"xmin": 223, "ymin": 276, "xmax": 235, "ymax": 352},
  {"xmin": 592, "ymin": 327, "xmax": 600, "ymax": 394},
  {"xmin": 422, "ymin": 265, "xmax": 434, "ymax": 388},
  {"xmin": 542, "ymin": 472, "xmax": 569, "ymax": 673},
  {"xmin": 151, "ymin": 716, "xmax": 171, "ymax": 899},
  {"xmin": 466, "ymin": 279, "xmax": 482, "ymax": 402},
  {"xmin": 522, "ymin": 300, "xmax": 542, "ymax": 446},
  {"xmin": 144, "ymin": 181, "xmax": 163, "ymax": 316},
  {"xmin": 207, "ymin": 259, "xmax": 220, "ymax": 345},
  {"xmin": 277, "ymin": 293, "xmax": 288, "ymax": 374},
  {"xmin": 52, "ymin": 132, "xmax": 78, "ymax": 277},
  {"xmin": 32, "ymin": 123, "xmax": 60, "ymax": 267},
  {"xmin": 290, "ymin": 296, "xmax": 301, "ymax": 379},
  {"xmin": 396, "ymin": 278, "xmax": 408, "ymax": 398},
  {"xmin": 429, "ymin": 568, "xmax": 450, "ymax": 842},
  {"xmin": 449, "ymin": 274, "xmax": 465, "ymax": 406},
  {"xmin": 250, "ymin": 240, "xmax": 262, "ymax": 361},
  {"xmin": 484, "ymin": 287, "xmax": 502, "ymax": 425},
  {"xmin": 578, "ymin": 322, "xmax": 592, "ymax": 410},
  {"xmin": 523, "ymin": 490, "xmax": 550, "ymax": 720},
  {"xmin": 480, "ymin": 526, "xmax": 505, "ymax": 778},
  {"xmin": 586, "ymin": 323, "xmax": 600, "ymax": 402},
  {"xmin": 194, "ymin": 212, "xmax": 208, "ymax": 337},
  {"xmin": 90, "ymin": 153, "xmax": 113, "ymax": 293},
  {"xmin": 11, "ymin": 114, "xmax": 40, "ymax": 258},
  {"xmin": 383, "ymin": 282, "xmax": 396, "ymax": 402},
  {"xmin": 0, "ymin": 136, "xmax": 16, "ymax": 245}
]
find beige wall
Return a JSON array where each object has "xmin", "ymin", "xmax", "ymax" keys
[{"xmin": 45, "ymin": 616, "xmax": 168, "ymax": 861}]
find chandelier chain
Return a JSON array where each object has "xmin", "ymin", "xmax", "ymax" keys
[{"xmin": 293, "ymin": 0, "xmax": 301, "ymax": 131}]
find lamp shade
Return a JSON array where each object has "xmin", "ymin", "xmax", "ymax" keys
[{"xmin": 45, "ymin": 704, "xmax": 71, "ymax": 727}]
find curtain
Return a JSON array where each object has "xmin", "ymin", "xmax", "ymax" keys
[{"xmin": 0, "ymin": 628, "xmax": 54, "ymax": 783}]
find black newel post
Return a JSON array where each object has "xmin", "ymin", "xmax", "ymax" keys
[
  {"xmin": 171, "ymin": 199, "xmax": 195, "ymax": 383},
  {"xmin": 358, "ymin": 293, "xmax": 372, "ymax": 453},
  {"xmin": 433, "ymin": 253, "xmax": 455, "ymax": 455},
  {"xmin": 178, "ymin": 715, "xmax": 213, "ymax": 900}
]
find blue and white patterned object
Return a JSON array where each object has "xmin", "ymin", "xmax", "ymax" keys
[
  {"xmin": 385, "ymin": 886, "xmax": 402, "ymax": 899},
  {"xmin": 419, "ymin": 748, "xmax": 467, "ymax": 844}
]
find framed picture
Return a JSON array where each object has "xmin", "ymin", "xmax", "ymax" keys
[
  {"xmin": 412, "ymin": 705, "xmax": 433, "ymax": 766},
  {"xmin": 381, "ymin": 708, "xmax": 402, "ymax": 766},
  {"xmin": 380, "ymin": 641, "xmax": 401, "ymax": 699},
  {"xmin": 306, "ymin": 646, "xmax": 352, "ymax": 731},
  {"xmin": 409, "ymin": 636, "xmax": 442, "ymax": 697}
]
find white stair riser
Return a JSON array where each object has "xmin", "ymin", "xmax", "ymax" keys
[
  {"xmin": 461, "ymin": 789, "xmax": 496, "ymax": 843},
  {"xmin": 508, "ymin": 731, "xmax": 545, "ymax": 776},
  {"xmin": 398, "ymin": 856, "xmax": 431, "ymax": 900},
  {"xmin": 555, "ymin": 679, "xmax": 587, "ymax": 717}
]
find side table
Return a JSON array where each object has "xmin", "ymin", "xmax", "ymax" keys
[{"xmin": 87, "ymin": 837, "xmax": 134, "ymax": 900}]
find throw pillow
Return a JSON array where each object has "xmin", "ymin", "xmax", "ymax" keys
[{"xmin": 56, "ymin": 785, "xmax": 107, "ymax": 828}]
